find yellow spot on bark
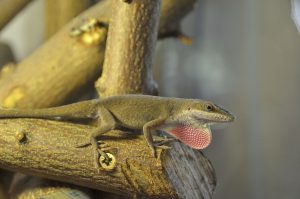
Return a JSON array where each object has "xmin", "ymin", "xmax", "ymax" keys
[
  {"xmin": 81, "ymin": 30, "xmax": 102, "ymax": 45},
  {"xmin": 99, "ymin": 153, "xmax": 116, "ymax": 171},
  {"xmin": 3, "ymin": 87, "xmax": 25, "ymax": 108},
  {"xmin": 70, "ymin": 18, "xmax": 107, "ymax": 46},
  {"xmin": 16, "ymin": 131, "xmax": 27, "ymax": 144}
]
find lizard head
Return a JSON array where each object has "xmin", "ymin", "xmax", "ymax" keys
[
  {"xmin": 187, "ymin": 100, "xmax": 235, "ymax": 124},
  {"xmin": 163, "ymin": 99, "xmax": 234, "ymax": 150}
]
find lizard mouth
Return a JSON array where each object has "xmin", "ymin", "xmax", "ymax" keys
[{"xmin": 168, "ymin": 124, "xmax": 212, "ymax": 149}]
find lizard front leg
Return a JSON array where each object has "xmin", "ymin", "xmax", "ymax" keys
[
  {"xmin": 143, "ymin": 118, "xmax": 167, "ymax": 157},
  {"xmin": 91, "ymin": 107, "xmax": 117, "ymax": 169}
]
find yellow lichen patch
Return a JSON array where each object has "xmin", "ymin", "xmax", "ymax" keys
[
  {"xmin": 3, "ymin": 87, "xmax": 25, "ymax": 108},
  {"xmin": 81, "ymin": 30, "xmax": 103, "ymax": 45},
  {"xmin": 16, "ymin": 131, "xmax": 27, "ymax": 144},
  {"xmin": 99, "ymin": 153, "xmax": 116, "ymax": 171},
  {"xmin": 70, "ymin": 18, "xmax": 107, "ymax": 46}
]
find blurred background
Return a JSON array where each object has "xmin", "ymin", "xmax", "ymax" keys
[{"xmin": 1, "ymin": 0, "xmax": 300, "ymax": 199}]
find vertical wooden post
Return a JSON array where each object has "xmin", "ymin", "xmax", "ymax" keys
[{"xmin": 96, "ymin": 0, "xmax": 160, "ymax": 97}]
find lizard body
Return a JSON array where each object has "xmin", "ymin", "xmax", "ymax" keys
[{"xmin": 0, "ymin": 95, "xmax": 234, "ymax": 168}]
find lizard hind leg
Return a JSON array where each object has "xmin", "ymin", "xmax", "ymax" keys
[
  {"xmin": 90, "ymin": 125, "xmax": 116, "ymax": 170},
  {"xmin": 90, "ymin": 107, "xmax": 117, "ymax": 170}
]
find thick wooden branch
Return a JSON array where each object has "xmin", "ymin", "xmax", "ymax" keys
[
  {"xmin": 0, "ymin": 0, "xmax": 197, "ymax": 108},
  {"xmin": 0, "ymin": 119, "xmax": 215, "ymax": 198},
  {"xmin": 0, "ymin": 0, "xmax": 33, "ymax": 31},
  {"xmin": 96, "ymin": 0, "xmax": 161, "ymax": 96},
  {"xmin": 0, "ymin": 0, "xmax": 110, "ymax": 109},
  {"xmin": 45, "ymin": 0, "xmax": 91, "ymax": 38}
]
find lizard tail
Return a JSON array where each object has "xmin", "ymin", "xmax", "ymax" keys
[{"xmin": 0, "ymin": 99, "xmax": 99, "ymax": 120}]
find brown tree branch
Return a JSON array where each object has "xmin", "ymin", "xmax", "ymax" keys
[
  {"xmin": 0, "ymin": 119, "xmax": 174, "ymax": 197},
  {"xmin": 0, "ymin": 0, "xmax": 33, "ymax": 31},
  {"xmin": 0, "ymin": 119, "xmax": 215, "ymax": 198},
  {"xmin": 96, "ymin": 0, "xmax": 160, "ymax": 97},
  {"xmin": 0, "ymin": 0, "xmax": 197, "ymax": 108}
]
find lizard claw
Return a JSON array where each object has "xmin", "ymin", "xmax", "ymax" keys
[
  {"xmin": 148, "ymin": 137, "xmax": 176, "ymax": 158},
  {"xmin": 98, "ymin": 141, "xmax": 112, "ymax": 151}
]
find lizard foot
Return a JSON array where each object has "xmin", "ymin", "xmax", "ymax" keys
[
  {"xmin": 149, "ymin": 144, "xmax": 171, "ymax": 160},
  {"xmin": 151, "ymin": 137, "xmax": 177, "ymax": 155},
  {"xmin": 148, "ymin": 137, "xmax": 177, "ymax": 158},
  {"xmin": 154, "ymin": 137, "xmax": 177, "ymax": 146},
  {"xmin": 94, "ymin": 143, "xmax": 114, "ymax": 171}
]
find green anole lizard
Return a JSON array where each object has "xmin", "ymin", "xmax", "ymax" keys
[{"xmin": 0, "ymin": 95, "xmax": 234, "ymax": 169}]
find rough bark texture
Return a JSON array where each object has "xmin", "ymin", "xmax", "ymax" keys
[
  {"xmin": 0, "ymin": 0, "xmax": 196, "ymax": 109},
  {"xmin": 164, "ymin": 143, "xmax": 216, "ymax": 199},
  {"xmin": 0, "ymin": 0, "xmax": 33, "ymax": 31},
  {"xmin": 96, "ymin": 0, "xmax": 160, "ymax": 97},
  {"xmin": 0, "ymin": 119, "xmax": 174, "ymax": 198},
  {"xmin": 45, "ymin": 0, "xmax": 91, "ymax": 38}
]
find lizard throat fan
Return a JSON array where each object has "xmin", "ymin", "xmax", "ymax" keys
[{"xmin": 168, "ymin": 125, "xmax": 212, "ymax": 149}]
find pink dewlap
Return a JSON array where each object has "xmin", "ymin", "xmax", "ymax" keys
[{"xmin": 169, "ymin": 125, "xmax": 212, "ymax": 149}]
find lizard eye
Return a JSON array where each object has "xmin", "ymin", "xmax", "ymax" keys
[
  {"xmin": 187, "ymin": 107, "xmax": 191, "ymax": 111},
  {"xmin": 205, "ymin": 103, "xmax": 213, "ymax": 112}
]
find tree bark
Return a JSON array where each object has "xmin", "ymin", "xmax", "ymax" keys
[
  {"xmin": 0, "ymin": 0, "xmax": 196, "ymax": 108},
  {"xmin": 96, "ymin": 0, "xmax": 160, "ymax": 97},
  {"xmin": 0, "ymin": 119, "xmax": 215, "ymax": 198},
  {"xmin": 0, "ymin": 0, "xmax": 33, "ymax": 31},
  {"xmin": 0, "ymin": 119, "xmax": 176, "ymax": 198}
]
